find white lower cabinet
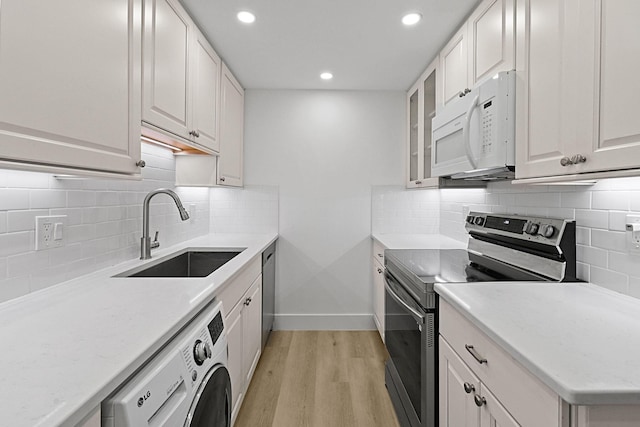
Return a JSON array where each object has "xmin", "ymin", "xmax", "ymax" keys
[
  {"xmin": 217, "ymin": 257, "xmax": 262, "ymax": 425},
  {"xmin": 372, "ymin": 240, "xmax": 386, "ymax": 341},
  {"xmin": 439, "ymin": 299, "xmax": 566, "ymax": 427}
]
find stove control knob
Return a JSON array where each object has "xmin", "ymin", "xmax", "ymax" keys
[
  {"xmin": 466, "ymin": 215, "xmax": 475, "ymax": 224},
  {"xmin": 193, "ymin": 340, "xmax": 212, "ymax": 365},
  {"xmin": 526, "ymin": 223, "xmax": 539, "ymax": 235},
  {"xmin": 542, "ymin": 224, "xmax": 556, "ymax": 238},
  {"xmin": 474, "ymin": 217, "xmax": 485, "ymax": 226}
]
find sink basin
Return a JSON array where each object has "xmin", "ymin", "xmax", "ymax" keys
[{"xmin": 115, "ymin": 248, "xmax": 245, "ymax": 278}]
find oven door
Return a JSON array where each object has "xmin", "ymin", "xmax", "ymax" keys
[{"xmin": 384, "ymin": 270, "xmax": 431, "ymax": 427}]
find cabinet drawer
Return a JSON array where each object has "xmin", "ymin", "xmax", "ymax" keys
[
  {"xmin": 439, "ymin": 299, "xmax": 565, "ymax": 427},
  {"xmin": 372, "ymin": 240, "xmax": 386, "ymax": 265},
  {"xmin": 217, "ymin": 257, "xmax": 260, "ymax": 315}
]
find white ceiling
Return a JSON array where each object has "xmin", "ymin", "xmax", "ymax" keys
[{"xmin": 181, "ymin": 0, "xmax": 480, "ymax": 91}]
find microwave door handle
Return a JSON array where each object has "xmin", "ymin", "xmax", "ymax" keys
[{"xmin": 462, "ymin": 94, "xmax": 480, "ymax": 169}]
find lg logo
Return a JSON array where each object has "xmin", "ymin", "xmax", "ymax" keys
[{"xmin": 137, "ymin": 391, "xmax": 151, "ymax": 407}]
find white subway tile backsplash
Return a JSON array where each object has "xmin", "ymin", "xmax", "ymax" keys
[
  {"xmin": 592, "ymin": 191, "xmax": 630, "ymax": 211},
  {"xmin": 590, "ymin": 266, "xmax": 628, "ymax": 294},
  {"xmin": 591, "ymin": 229, "xmax": 627, "ymax": 252},
  {"xmin": 7, "ymin": 210, "xmax": 48, "ymax": 233},
  {"xmin": 609, "ymin": 211, "xmax": 632, "ymax": 231},
  {"xmin": 0, "ymin": 189, "xmax": 30, "ymax": 210},
  {"xmin": 561, "ymin": 191, "xmax": 591, "ymax": 209},
  {"xmin": 30, "ymin": 189, "xmax": 66, "ymax": 209},
  {"xmin": 577, "ymin": 245, "xmax": 608, "ymax": 268},
  {"xmin": 0, "ymin": 143, "xmax": 211, "ymax": 303},
  {"xmin": 608, "ymin": 251, "xmax": 640, "ymax": 278},
  {"xmin": 575, "ymin": 209, "xmax": 609, "ymax": 229}
]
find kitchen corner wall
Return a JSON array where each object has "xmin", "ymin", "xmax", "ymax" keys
[
  {"xmin": 371, "ymin": 185, "xmax": 440, "ymax": 234},
  {"xmin": 440, "ymin": 178, "xmax": 640, "ymax": 298},
  {"xmin": 0, "ymin": 143, "xmax": 209, "ymax": 303},
  {"xmin": 244, "ymin": 89, "xmax": 405, "ymax": 330}
]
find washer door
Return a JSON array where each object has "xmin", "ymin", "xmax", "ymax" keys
[{"xmin": 185, "ymin": 364, "xmax": 232, "ymax": 427}]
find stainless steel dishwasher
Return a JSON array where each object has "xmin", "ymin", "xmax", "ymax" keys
[{"xmin": 262, "ymin": 242, "xmax": 276, "ymax": 349}]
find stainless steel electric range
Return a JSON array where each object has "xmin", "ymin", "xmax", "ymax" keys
[{"xmin": 383, "ymin": 212, "xmax": 577, "ymax": 427}]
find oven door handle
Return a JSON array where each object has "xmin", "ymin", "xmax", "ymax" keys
[{"xmin": 384, "ymin": 272, "xmax": 425, "ymax": 324}]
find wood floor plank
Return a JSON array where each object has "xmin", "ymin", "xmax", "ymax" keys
[{"xmin": 234, "ymin": 331, "xmax": 400, "ymax": 427}]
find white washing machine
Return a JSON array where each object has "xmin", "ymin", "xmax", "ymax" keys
[{"xmin": 102, "ymin": 300, "xmax": 231, "ymax": 427}]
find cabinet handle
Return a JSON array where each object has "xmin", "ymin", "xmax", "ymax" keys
[
  {"xmin": 415, "ymin": 180, "xmax": 422, "ymax": 185},
  {"xmin": 377, "ymin": 253, "xmax": 383, "ymax": 258},
  {"xmin": 463, "ymin": 382, "xmax": 475, "ymax": 394},
  {"xmin": 244, "ymin": 297, "xmax": 252, "ymax": 306},
  {"xmin": 136, "ymin": 160, "xmax": 146, "ymax": 168},
  {"xmin": 220, "ymin": 176, "xmax": 226, "ymax": 182},
  {"xmin": 377, "ymin": 268, "xmax": 383, "ymax": 274},
  {"xmin": 465, "ymin": 344, "xmax": 487, "ymax": 364},
  {"xmin": 474, "ymin": 394, "xmax": 486, "ymax": 407},
  {"xmin": 189, "ymin": 130, "xmax": 200, "ymax": 138}
]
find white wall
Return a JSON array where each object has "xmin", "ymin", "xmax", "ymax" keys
[
  {"xmin": 244, "ymin": 90, "xmax": 405, "ymax": 329},
  {"xmin": 0, "ymin": 143, "xmax": 210, "ymax": 303},
  {"xmin": 209, "ymin": 185, "xmax": 279, "ymax": 234},
  {"xmin": 372, "ymin": 185, "xmax": 440, "ymax": 234}
]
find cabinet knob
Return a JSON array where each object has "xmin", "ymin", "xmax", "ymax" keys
[
  {"xmin": 415, "ymin": 180, "xmax": 422, "ymax": 185},
  {"xmin": 244, "ymin": 297, "xmax": 252, "ymax": 306},
  {"xmin": 189, "ymin": 130, "xmax": 200, "ymax": 138},
  {"xmin": 136, "ymin": 160, "xmax": 146, "ymax": 168},
  {"xmin": 571, "ymin": 154, "xmax": 587, "ymax": 164},
  {"xmin": 474, "ymin": 394, "xmax": 486, "ymax": 407},
  {"xmin": 463, "ymin": 382, "xmax": 475, "ymax": 394},
  {"xmin": 560, "ymin": 156, "xmax": 572, "ymax": 166},
  {"xmin": 220, "ymin": 176, "xmax": 226, "ymax": 182},
  {"xmin": 377, "ymin": 268, "xmax": 383, "ymax": 274}
]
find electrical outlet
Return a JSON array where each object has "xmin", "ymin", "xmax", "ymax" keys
[
  {"xmin": 35, "ymin": 215, "xmax": 67, "ymax": 251},
  {"xmin": 626, "ymin": 214, "xmax": 640, "ymax": 254}
]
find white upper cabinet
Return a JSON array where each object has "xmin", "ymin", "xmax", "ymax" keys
[
  {"xmin": 440, "ymin": 0, "xmax": 515, "ymax": 107},
  {"xmin": 467, "ymin": 0, "xmax": 515, "ymax": 87},
  {"xmin": 515, "ymin": 0, "xmax": 640, "ymax": 180},
  {"xmin": 142, "ymin": 0, "xmax": 221, "ymax": 153},
  {"xmin": 406, "ymin": 58, "xmax": 440, "ymax": 188},
  {"xmin": 440, "ymin": 26, "xmax": 470, "ymax": 106},
  {"xmin": 218, "ymin": 63, "xmax": 244, "ymax": 187},
  {"xmin": 0, "ymin": 0, "xmax": 143, "ymax": 176}
]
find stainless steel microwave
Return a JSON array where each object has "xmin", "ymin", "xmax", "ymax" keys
[{"xmin": 431, "ymin": 70, "xmax": 515, "ymax": 180}]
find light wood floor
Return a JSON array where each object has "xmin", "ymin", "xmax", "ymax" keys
[{"xmin": 234, "ymin": 331, "xmax": 401, "ymax": 427}]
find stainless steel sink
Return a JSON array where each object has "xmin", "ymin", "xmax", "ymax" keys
[{"xmin": 115, "ymin": 248, "xmax": 245, "ymax": 278}]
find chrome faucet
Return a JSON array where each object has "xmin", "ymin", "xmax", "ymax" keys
[{"xmin": 140, "ymin": 188, "xmax": 190, "ymax": 260}]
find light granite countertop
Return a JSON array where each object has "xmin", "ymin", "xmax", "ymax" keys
[
  {"xmin": 436, "ymin": 282, "xmax": 640, "ymax": 405},
  {"xmin": 0, "ymin": 232, "xmax": 277, "ymax": 426}
]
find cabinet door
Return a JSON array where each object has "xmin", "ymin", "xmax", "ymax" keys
[
  {"xmin": 589, "ymin": 0, "xmax": 640, "ymax": 172},
  {"xmin": 479, "ymin": 385, "xmax": 519, "ymax": 427},
  {"xmin": 218, "ymin": 63, "xmax": 244, "ymax": 187},
  {"xmin": 0, "ymin": 0, "xmax": 142, "ymax": 176},
  {"xmin": 242, "ymin": 276, "xmax": 262, "ymax": 385},
  {"xmin": 142, "ymin": 0, "xmax": 192, "ymax": 141},
  {"xmin": 440, "ymin": 26, "xmax": 469, "ymax": 105},
  {"xmin": 192, "ymin": 27, "xmax": 221, "ymax": 153},
  {"xmin": 372, "ymin": 259, "xmax": 385, "ymax": 342},
  {"xmin": 439, "ymin": 337, "xmax": 481, "ymax": 427},
  {"xmin": 225, "ymin": 300, "xmax": 244, "ymax": 421},
  {"xmin": 407, "ymin": 83, "xmax": 422, "ymax": 185},
  {"xmin": 467, "ymin": 0, "xmax": 515, "ymax": 86},
  {"xmin": 514, "ymin": 0, "xmax": 596, "ymax": 179}
]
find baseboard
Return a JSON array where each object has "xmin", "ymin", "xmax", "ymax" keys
[{"xmin": 274, "ymin": 314, "xmax": 376, "ymax": 330}]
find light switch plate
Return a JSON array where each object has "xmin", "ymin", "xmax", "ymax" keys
[
  {"xmin": 626, "ymin": 214, "xmax": 640, "ymax": 254},
  {"xmin": 35, "ymin": 215, "xmax": 67, "ymax": 251}
]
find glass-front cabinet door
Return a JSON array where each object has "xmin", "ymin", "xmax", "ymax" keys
[{"xmin": 406, "ymin": 58, "xmax": 440, "ymax": 188}]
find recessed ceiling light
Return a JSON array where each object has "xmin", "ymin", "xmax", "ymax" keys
[
  {"xmin": 320, "ymin": 72, "xmax": 333, "ymax": 80},
  {"xmin": 237, "ymin": 11, "xmax": 256, "ymax": 24},
  {"xmin": 402, "ymin": 12, "xmax": 422, "ymax": 26}
]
